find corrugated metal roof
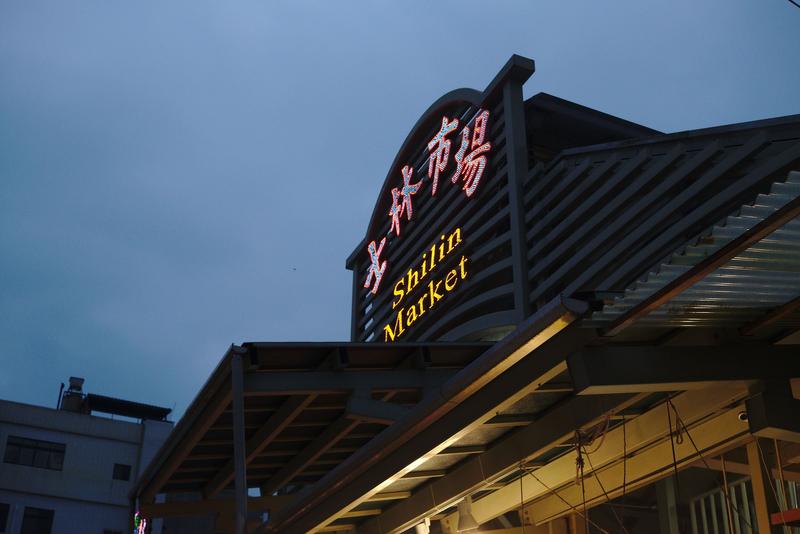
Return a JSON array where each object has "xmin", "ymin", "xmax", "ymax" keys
[{"xmin": 587, "ymin": 171, "xmax": 800, "ymax": 328}]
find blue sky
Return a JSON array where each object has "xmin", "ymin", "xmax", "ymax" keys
[{"xmin": 1, "ymin": 1, "xmax": 798, "ymax": 419}]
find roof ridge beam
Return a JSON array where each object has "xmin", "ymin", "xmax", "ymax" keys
[
  {"xmin": 568, "ymin": 345, "xmax": 800, "ymax": 395},
  {"xmin": 244, "ymin": 369, "xmax": 456, "ymax": 396}
]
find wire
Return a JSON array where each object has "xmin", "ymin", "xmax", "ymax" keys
[
  {"xmin": 666, "ymin": 400, "xmax": 682, "ymax": 504},
  {"xmin": 574, "ymin": 434, "xmax": 591, "ymax": 534},
  {"xmin": 581, "ymin": 415, "xmax": 613, "ymax": 455},
  {"xmin": 720, "ymin": 454, "xmax": 736, "ymax": 533},
  {"xmin": 787, "ymin": 0, "xmax": 800, "ymax": 9},
  {"xmin": 773, "ymin": 438, "xmax": 788, "ymax": 512},
  {"xmin": 584, "ymin": 447, "xmax": 631, "ymax": 534},
  {"xmin": 579, "ymin": 452, "xmax": 589, "ymax": 534},
  {"xmin": 523, "ymin": 464, "xmax": 612, "ymax": 534},
  {"xmin": 666, "ymin": 399, "xmax": 754, "ymax": 531},
  {"xmin": 520, "ymin": 463, "xmax": 524, "ymax": 532},
  {"xmin": 755, "ymin": 438, "xmax": 789, "ymax": 527},
  {"xmin": 622, "ymin": 416, "xmax": 627, "ymax": 505}
]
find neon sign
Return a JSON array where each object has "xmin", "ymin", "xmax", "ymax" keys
[
  {"xmin": 363, "ymin": 109, "xmax": 492, "ymax": 295},
  {"xmin": 363, "ymin": 237, "xmax": 387, "ymax": 295},
  {"xmin": 133, "ymin": 511, "xmax": 147, "ymax": 534},
  {"xmin": 427, "ymin": 116, "xmax": 460, "ymax": 196},
  {"xmin": 383, "ymin": 226, "xmax": 468, "ymax": 342},
  {"xmin": 452, "ymin": 109, "xmax": 491, "ymax": 197},
  {"xmin": 388, "ymin": 165, "xmax": 422, "ymax": 237}
]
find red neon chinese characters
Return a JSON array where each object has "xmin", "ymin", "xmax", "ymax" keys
[
  {"xmin": 452, "ymin": 109, "xmax": 491, "ymax": 197},
  {"xmin": 363, "ymin": 237, "xmax": 387, "ymax": 294},
  {"xmin": 388, "ymin": 165, "xmax": 422, "ymax": 236},
  {"xmin": 427, "ymin": 116, "xmax": 459, "ymax": 196}
]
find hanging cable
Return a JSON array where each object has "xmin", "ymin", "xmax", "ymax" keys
[
  {"xmin": 580, "ymin": 414, "xmax": 613, "ymax": 455},
  {"xmin": 570, "ymin": 414, "xmax": 623, "ymax": 534},
  {"xmin": 786, "ymin": 0, "xmax": 800, "ymax": 10},
  {"xmin": 523, "ymin": 464, "xmax": 612, "ymax": 534},
  {"xmin": 773, "ymin": 438, "xmax": 788, "ymax": 513},
  {"xmin": 584, "ymin": 446, "xmax": 631, "ymax": 534},
  {"xmin": 666, "ymin": 399, "xmax": 682, "ymax": 505},
  {"xmin": 720, "ymin": 454, "xmax": 735, "ymax": 533},
  {"xmin": 756, "ymin": 437, "xmax": 789, "ymax": 527},
  {"xmin": 574, "ymin": 433, "xmax": 591, "ymax": 534},
  {"xmin": 666, "ymin": 399, "xmax": 753, "ymax": 531},
  {"xmin": 621, "ymin": 415, "xmax": 627, "ymax": 506},
  {"xmin": 520, "ymin": 461, "xmax": 525, "ymax": 532}
]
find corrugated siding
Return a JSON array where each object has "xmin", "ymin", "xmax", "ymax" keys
[
  {"xmin": 524, "ymin": 116, "xmax": 800, "ymax": 316},
  {"xmin": 587, "ymin": 171, "xmax": 800, "ymax": 327}
]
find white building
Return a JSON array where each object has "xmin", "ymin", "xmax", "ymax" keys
[{"xmin": 0, "ymin": 377, "xmax": 173, "ymax": 534}]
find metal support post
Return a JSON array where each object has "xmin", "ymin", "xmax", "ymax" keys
[
  {"xmin": 746, "ymin": 439, "xmax": 780, "ymax": 534},
  {"xmin": 656, "ymin": 477, "xmax": 680, "ymax": 534},
  {"xmin": 231, "ymin": 347, "xmax": 248, "ymax": 534}
]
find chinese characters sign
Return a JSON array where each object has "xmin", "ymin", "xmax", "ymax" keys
[
  {"xmin": 363, "ymin": 109, "xmax": 492, "ymax": 296},
  {"xmin": 133, "ymin": 511, "xmax": 147, "ymax": 534}
]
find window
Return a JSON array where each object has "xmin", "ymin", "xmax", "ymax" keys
[
  {"xmin": 20, "ymin": 507, "xmax": 53, "ymax": 534},
  {"xmin": 112, "ymin": 463, "xmax": 131, "ymax": 481},
  {"xmin": 0, "ymin": 502, "xmax": 9, "ymax": 534},
  {"xmin": 3, "ymin": 436, "xmax": 65, "ymax": 471}
]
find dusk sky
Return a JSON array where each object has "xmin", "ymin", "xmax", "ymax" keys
[{"xmin": 2, "ymin": 1, "xmax": 799, "ymax": 420}]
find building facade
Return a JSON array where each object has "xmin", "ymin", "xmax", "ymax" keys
[
  {"xmin": 0, "ymin": 378, "xmax": 172, "ymax": 534},
  {"xmin": 131, "ymin": 55, "xmax": 800, "ymax": 534}
]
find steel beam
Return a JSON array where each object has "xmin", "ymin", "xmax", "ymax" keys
[
  {"xmin": 231, "ymin": 351, "xmax": 247, "ymax": 534},
  {"xmin": 401, "ymin": 470, "xmax": 447, "ymax": 480},
  {"xmin": 741, "ymin": 296, "xmax": 800, "ymax": 336},
  {"xmin": 345, "ymin": 397, "xmax": 410, "ymax": 425},
  {"xmin": 140, "ymin": 360, "xmax": 233, "ymax": 502},
  {"xmin": 568, "ymin": 345, "xmax": 800, "ymax": 394},
  {"xmin": 260, "ymin": 297, "xmax": 588, "ymax": 533},
  {"xmin": 747, "ymin": 440, "xmax": 778, "ymax": 534},
  {"xmin": 746, "ymin": 382, "xmax": 800, "ymax": 443},
  {"xmin": 502, "ymin": 54, "xmax": 535, "ymax": 321},
  {"xmin": 140, "ymin": 495, "xmax": 295, "ymax": 518},
  {"xmin": 526, "ymin": 407, "xmax": 749, "ymax": 524},
  {"xmin": 693, "ymin": 457, "xmax": 800, "ymax": 483},
  {"xmin": 260, "ymin": 417, "xmax": 361, "ymax": 495},
  {"xmin": 439, "ymin": 445, "xmax": 485, "ymax": 456},
  {"xmin": 367, "ymin": 492, "xmax": 411, "ymax": 502},
  {"xmin": 438, "ymin": 387, "xmax": 747, "ymax": 532},
  {"xmin": 656, "ymin": 478, "xmax": 680, "ymax": 534},
  {"xmin": 244, "ymin": 369, "xmax": 455, "ymax": 395},
  {"xmin": 204, "ymin": 395, "xmax": 316, "ymax": 497},
  {"xmin": 357, "ymin": 393, "xmax": 632, "ymax": 534},
  {"xmin": 483, "ymin": 413, "xmax": 538, "ymax": 427}
]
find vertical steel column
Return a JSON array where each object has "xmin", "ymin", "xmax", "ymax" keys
[
  {"xmin": 231, "ymin": 346, "xmax": 248, "ymax": 534},
  {"xmin": 701, "ymin": 498, "xmax": 709, "ymax": 534},
  {"xmin": 501, "ymin": 57, "xmax": 535, "ymax": 321},
  {"xmin": 657, "ymin": 477, "xmax": 681, "ymax": 534},
  {"xmin": 740, "ymin": 482, "xmax": 753, "ymax": 534},
  {"xmin": 350, "ymin": 266, "xmax": 361, "ymax": 341},
  {"xmin": 747, "ymin": 440, "xmax": 777, "ymax": 534},
  {"xmin": 729, "ymin": 483, "xmax": 742, "ymax": 534}
]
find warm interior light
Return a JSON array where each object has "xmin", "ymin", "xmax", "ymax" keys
[
  {"xmin": 457, "ymin": 495, "xmax": 479, "ymax": 531},
  {"xmin": 414, "ymin": 517, "xmax": 431, "ymax": 534}
]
